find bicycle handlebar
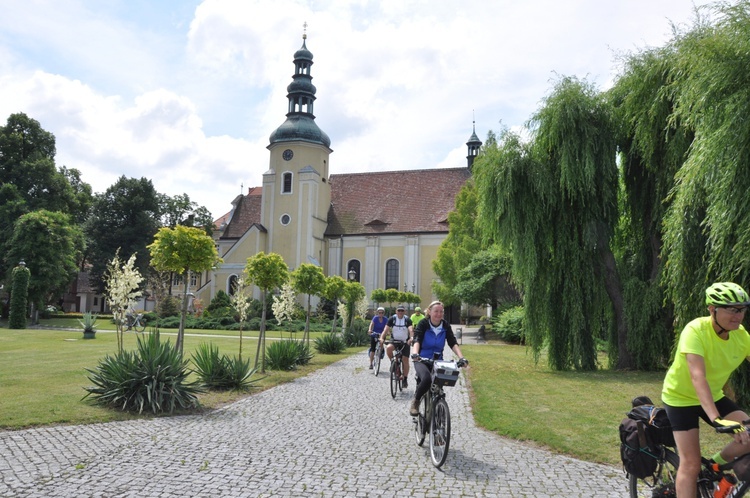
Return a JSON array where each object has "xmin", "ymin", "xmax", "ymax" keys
[{"xmin": 713, "ymin": 418, "xmax": 750, "ymax": 434}]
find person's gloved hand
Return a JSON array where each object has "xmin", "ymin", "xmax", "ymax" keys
[
  {"xmin": 713, "ymin": 418, "xmax": 746, "ymax": 433},
  {"xmin": 457, "ymin": 358, "xmax": 469, "ymax": 368},
  {"xmin": 411, "ymin": 354, "xmax": 421, "ymax": 361}
]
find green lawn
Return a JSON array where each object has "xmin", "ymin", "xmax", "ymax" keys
[
  {"xmin": 0, "ymin": 325, "xmax": 360, "ymax": 429},
  {"xmin": 0, "ymin": 323, "xmax": 730, "ymax": 467}
]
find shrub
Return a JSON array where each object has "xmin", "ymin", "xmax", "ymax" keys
[
  {"xmin": 206, "ymin": 290, "xmax": 231, "ymax": 312},
  {"xmin": 156, "ymin": 295, "xmax": 181, "ymax": 318},
  {"xmin": 191, "ymin": 342, "xmax": 260, "ymax": 391},
  {"xmin": 492, "ymin": 306, "xmax": 525, "ymax": 344},
  {"xmin": 266, "ymin": 339, "xmax": 302, "ymax": 370},
  {"xmin": 83, "ymin": 331, "xmax": 202, "ymax": 414},
  {"xmin": 342, "ymin": 318, "xmax": 369, "ymax": 347},
  {"xmin": 314, "ymin": 332, "xmax": 346, "ymax": 354},
  {"xmin": 264, "ymin": 339, "xmax": 313, "ymax": 370}
]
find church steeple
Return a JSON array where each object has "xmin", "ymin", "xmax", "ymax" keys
[
  {"xmin": 268, "ymin": 28, "xmax": 331, "ymax": 148},
  {"xmin": 466, "ymin": 118, "xmax": 482, "ymax": 170}
]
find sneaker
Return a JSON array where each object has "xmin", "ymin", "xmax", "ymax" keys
[
  {"xmin": 369, "ymin": 364, "xmax": 373, "ymax": 369},
  {"xmin": 409, "ymin": 398, "xmax": 419, "ymax": 416},
  {"xmin": 402, "ymin": 378, "xmax": 408, "ymax": 389}
]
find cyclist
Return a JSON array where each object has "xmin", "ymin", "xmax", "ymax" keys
[
  {"xmin": 380, "ymin": 304, "xmax": 413, "ymax": 388},
  {"xmin": 368, "ymin": 307, "xmax": 388, "ymax": 369},
  {"xmin": 662, "ymin": 282, "xmax": 750, "ymax": 497},
  {"xmin": 409, "ymin": 300, "xmax": 467, "ymax": 416},
  {"xmin": 410, "ymin": 306, "xmax": 425, "ymax": 328}
]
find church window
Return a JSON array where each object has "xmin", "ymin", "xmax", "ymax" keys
[
  {"xmin": 228, "ymin": 275, "xmax": 239, "ymax": 296},
  {"xmin": 282, "ymin": 172, "xmax": 293, "ymax": 194},
  {"xmin": 385, "ymin": 259, "xmax": 400, "ymax": 289},
  {"xmin": 280, "ymin": 214, "xmax": 291, "ymax": 226}
]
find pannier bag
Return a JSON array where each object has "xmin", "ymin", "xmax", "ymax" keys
[{"xmin": 619, "ymin": 395, "xmax": 674, "ymax": 479}]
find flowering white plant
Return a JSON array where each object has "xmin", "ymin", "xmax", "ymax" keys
[
  {"xmin": 355, "ymin": 297, "xmax": 369, "ymax": 320},
  {"xmin": 105, "ymin": 252, "xmax": 143, "ymax": 352},
  {"xmin": 338, "ymin": 302, "xmax": 348, "ymax": 330},
  {"xmin": 272, "ymin": 283, "xmax": 297, "ymax": 325}
]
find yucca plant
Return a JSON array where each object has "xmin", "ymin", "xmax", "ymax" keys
[
  {"xmin": 314, "ymin": 332, "xmax": 346, "ymax": 354},
  {"xmin": 79, "ymin": 311, "xmax": 98, "ymax": 339},
  {"xmin": 266, "ymin": 339, "xmax": 303, "ymax": 370},
  {"xmin": 192, "ymin": 342, "xmax": 260, "ymax": 390},
  {"xmin": 83, "ymin": 331, "xmax": 203, "ymax": 414}
]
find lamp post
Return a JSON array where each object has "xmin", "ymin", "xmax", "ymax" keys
[{"xmin": 348, "ymin": 267, "xmax": 356, "ymax": 282}]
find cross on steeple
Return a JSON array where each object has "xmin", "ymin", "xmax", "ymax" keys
[{"xmin": 303, "ymin": 21, "xmax": 307, "ymax": 40}]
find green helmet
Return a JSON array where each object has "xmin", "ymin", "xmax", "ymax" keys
[{"xmin": 705, "ymin": 282, "xmax": 750, "ymax": 306}]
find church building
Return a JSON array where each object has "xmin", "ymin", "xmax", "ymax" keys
[{"xmin": 196, "ymin": 34, "xmax": 481, "ymax": 317}]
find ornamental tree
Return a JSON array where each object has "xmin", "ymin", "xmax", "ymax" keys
[
  {"xmin": 148, "ymin": 225, "xmax": 222, "ymax": 354},
  {"xmin": 291, "ymin": 263, "xmax": 326, "ymax": 346},
  {"xmin": 244, "ymin": 252, "xmax": 289, "ymax": 373}
]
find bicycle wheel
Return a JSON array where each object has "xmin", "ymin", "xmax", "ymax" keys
[
  {"xmin": 414, "ymin": 395, "xmax": 428, "ymax": 447},
  {"xmin": 429, "ymin": 398, "xmax": 451, "ymax": 468},
  {"xmin": 628, "ymin": 447, "xmax": 679, "ymax": 498},
  {"xmin": 390, "ymin": 360, "xmax": 399, "ymax": 399},
  {"xmin": 374, "ymin": 345, "xmax": 382, "ymax": 376},
  {"xmin": 134, "ymin": 318, "xmax": 146, "ymax": 333}
]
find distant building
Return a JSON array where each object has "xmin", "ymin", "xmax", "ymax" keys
[{"xmin": 193, "ymin": 33, "xmax": 480, "ymax": 322}]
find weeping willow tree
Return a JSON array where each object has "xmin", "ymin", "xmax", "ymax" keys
[
  {"xmin": 475, "ymin": 77, "xmax": 620, "ymax": 370},
  {"xmin": 607, "ymin": 42, "xmax": 694, "ymax": 370},
  {"xmin": 432, "ymin": 177, "xmax": 483, "ymax": 306},
  {"xmin": 658, "ymin": 1, "xmax": 750, "ymax": 404}
]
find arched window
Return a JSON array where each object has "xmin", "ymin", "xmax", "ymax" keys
[
  {"xmin": 346, "ymin": 260, "xmax": 361, "ymax": 282},
  {"xmin": 228, "ymin": 275, "xmax": 239, "ymax": 296},
  {"xmin": 282, "ymin": 172, "xmax": 293, "ymax": 193},
  {"xmin": 385, "ymin": 259, "xmax": 399, "ymax": 289}
]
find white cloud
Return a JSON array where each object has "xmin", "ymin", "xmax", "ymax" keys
[{"xmin": 0, "ymin": 0, "xmax": 714, "ymax": 218}]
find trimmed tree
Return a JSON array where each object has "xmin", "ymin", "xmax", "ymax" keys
[
  {"xmin": 8, "ymin": 262, "xmax": 30, "ymax": 329},
  {"xmin": 323, "ymin": 275, "xmax": 347, "ymax": 334},
  {"xmin": 244, "ymin": 252, "xmax": 289, "ymax": 373},
  {"xmin": 148, "ymin": 225, "xmax": 222, "ymax": 355},
  {"xmin": 291, "ymin": 263, "xmax": 326, "ymax": 346}
]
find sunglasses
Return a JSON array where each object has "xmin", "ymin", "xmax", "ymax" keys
[{"xmin": 720, "ymin": 306, "xmax": 748, "ymax": 315}]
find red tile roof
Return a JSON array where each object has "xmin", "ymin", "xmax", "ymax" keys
[
  {"xmin": 220, "ymin": 187, "xmax": 264, "ymax": 239},
  {"xmin": 213, "ymin": 169, "xmax": 470, "ymax": 239},
  {"xmin": 326, "ymin": 168, "xmax": 470, "ymax": 236}
]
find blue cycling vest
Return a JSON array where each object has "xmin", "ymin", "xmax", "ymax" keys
[{"xmin": 420, "ymin": 323, "xmax": 446, "ymax": 360}]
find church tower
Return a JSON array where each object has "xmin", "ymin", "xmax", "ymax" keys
[
  {"xmin": 263, "ymin": 30, "xmax": 332, "ymax": 270},
  {"xmin": 466, "ymin": 120, "xmax": 482, "ymax": 170}
]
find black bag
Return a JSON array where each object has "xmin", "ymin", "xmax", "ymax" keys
[
  {"xmin": 619, "ymin": 416, "xmax": 659, "ymax": 478},
  {"xmin": 619, "ymin": 396, "xmax": 674, "ymax": 478},
  {"xmin": 627, "ymin": 403, "xmax": 676, "ymax": 447}
]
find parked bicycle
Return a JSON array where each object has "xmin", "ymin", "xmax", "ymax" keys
[
  {"xmin": 124, "ymin": 308, "xmax": 147, "ymax": 333},
  {"xmin": 623, "ymin": 397, "xmax": 750, "ymax": 497},
  {"xmin": 386, "ymin": 340, "xmax": 408, "ymax": 399},
  {"xmin": 412, "ymin": 353, "xmax": 467, "ymax": 468}
]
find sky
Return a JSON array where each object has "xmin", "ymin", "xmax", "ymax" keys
[{"xmin": 0, "ymin": 0, "xmax": 716, "ymax": 219}]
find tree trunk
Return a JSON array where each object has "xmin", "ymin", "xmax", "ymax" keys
[{"xmin": 597, "ymin": 231, "xmax": 633, "ymax": 369}]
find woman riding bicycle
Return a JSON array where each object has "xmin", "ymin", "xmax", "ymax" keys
[
  {"xmin": 368, "ymin": 307, "xmax": 388, "ymax": 369},
  {"xmin": 409, "ymin": 301, "xmax": 467, "ymax": 416},
  {"xmin": 662, "ymin": 282, "xmax": 750, "ymax": 497}
]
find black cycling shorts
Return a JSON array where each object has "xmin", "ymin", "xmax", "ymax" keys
[{"xmin": 664, "ymin": 397, "xmax": 743, "ymax": 431}]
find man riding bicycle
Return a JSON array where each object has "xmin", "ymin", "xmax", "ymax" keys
[
  {"xmin": 380, "ymin": 304, "xmax": 413, "ymax": 388},
  {"xmin": 409, "ymin": 301, "xmax": 467, "ymax": 416},
  {"xmin": 662, "ymin": 282, "xmax": 750, "ymax": 497}
]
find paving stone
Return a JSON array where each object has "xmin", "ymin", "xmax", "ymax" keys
[{"xmin": 0, "ymin": 347, "xmax": 629, "ymax": 497}]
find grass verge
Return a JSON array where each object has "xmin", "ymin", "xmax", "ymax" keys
[
  {"xmin": 0, "ymin": 327, "xmax": 359, "ymax": 430},
  {"xmin": 462, "ymin": 341, "xmax": 726, "ymax": 466}
]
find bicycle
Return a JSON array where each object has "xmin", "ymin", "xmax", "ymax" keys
[
  {"xmin": 627, "ymin": 411, "xmax": 750, "ymax": 497},
  {"xmin": 124, "ymin": 309, "xmax": 147, "ymax": 333},
  {"xmin": 412, "ymin": 353, "xmax": 468, "ymax": 468},
  {"xmin": 386, "ymin": 340, "xmax": 408, "ymax": 399},
  {"xmin": 372, "ymin": 334, "xmax": 384, "ymax": 376}
]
